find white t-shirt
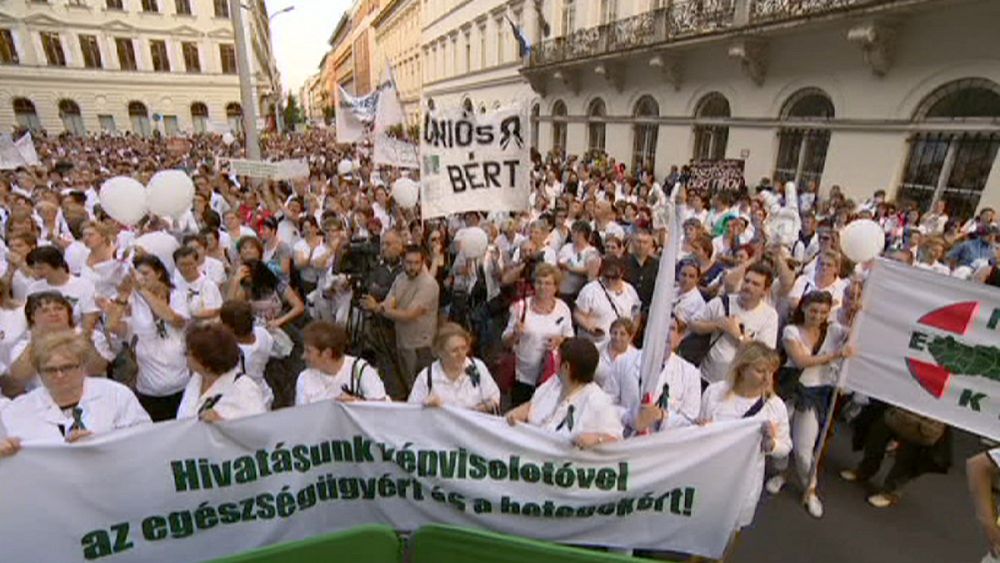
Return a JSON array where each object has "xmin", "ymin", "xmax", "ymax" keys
[
  {"xmin": 80, "ymin": 257, "xmax": 130, "ymax": 300},
  {"xmin": 502, "ymin": 298, "xmax": 575, "ymax": 386},
  {"xmin": 1, "ymin": 377, "xmax": 150, "ymax": 443},
  {"xmin": 557, "ymin": 243, "xmax": 601, "ymax": 295},
  {"xmin": 27, "ymin": 275, "xmax": 100, "ymax": 325},
  {"xmin": 173, "ymin": 274, "xmax": 223, "ymax": 318},
  {"xmin": 528, "ymin": 378, "xmax": 624, "ymax": 439},
  {"xmin": 292, "ymin": 239, "xmax": 330, "ymax": 284},
  {"xmin": 595, "ymin": 344, "xmax": 641, "ymax": 405},
  {"xmin": 694, "ymin": 295, "xmax": 779, "ymax": 384},
  {"xmin": 574, "ymin": 280, "xmax": 640, "ymax": 347},
  {"xmin": 674, "ymin": 286, "xmax": 707, "ymax": 326},
  {"xmin": 130, "ymin": 290, "xmax": 191, "ymax": 397},
  {"xmin": 0, "ymin": 305, "xmax": 28, "ymax": 376},
  {"xmin": 700, "ymin": 381, "xmax": 791, "ymax": 528},
  {"xmin": 782, "ymin": 323, "xmax": 849, "ymax": 387},
  {"xmin": 238, "ymin": 326, "xmax": 274, "ymax": 408},
  {"xmin": 787, "ymin": 274, "xmax": 848, "ymax": 313},
  {"xmin": 201, "ymin": 257, "xmax": 228, "ymax": 286},
  {"xmin": 177, "ymin": 369, "xmax": 266, "ymax": 421},
  {"xmin": 408, "ymin": 358, "xmax": 501, "ymax": 411},
  {"xmin": 11, "ymin": 268, "xmax": 35, "ymax": 302},
  {"xmin": 295, "ymin": 356, "xmax": 387, "ymax": 405}
]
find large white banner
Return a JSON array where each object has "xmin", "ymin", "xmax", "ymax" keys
[
  {"xmin": 844, "ymin": 259, "xmax": 1000, "ymax": 440},
  {"xmin": 0, "ymin": 402, "xmax": 762, "ymax": 561},
  {"xmin": 336, "ymin": 86, "xmax": 378, "ymax": 144},
  {"xmin": 373, "ymin": 134, "xmax": 418, "ymax": 169},
  {"xmin": 230, "ymin": 158, "xmax": 310, "ymax": 180},
  {"xmin": 0, "ymin": 132, "xmax": 40, "ymax": 170},
  {"xmin": 420, "ymin": 105, "xmax": 530, "ymax": 219}
]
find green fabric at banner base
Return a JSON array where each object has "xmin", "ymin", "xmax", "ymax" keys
[
  {"xmin": 412, "ymin": 524, "xmax": 673, "ymax": 563},
  {"xmin": 207, "ymin": 524, "xmax": 401, "ymax": 563}
]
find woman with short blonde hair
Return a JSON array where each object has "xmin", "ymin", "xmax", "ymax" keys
[{"xmin": 409, "ymin": 322, "xmax": 500, "ymax": 413}]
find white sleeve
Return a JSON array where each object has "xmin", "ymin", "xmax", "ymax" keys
[
  {"xmin": 360, "ymin": 362, "xmax": 388, "ymax": 401},
  {"xmin": 115, "ymin": 387, "xmax": 153, "ymax": 427},
  {"xmin": 78, "ymin": 284, "xmax": 100, "ymax": 315},
  {"xmin": 766, "ymin": 397, "xmax": 792, "ymax": 458},
  {"xmin": 201, "ymin": 282, "xmax": 224, "ymax": 311},
  {"xmin": 676, "ymin": 363, "xmax": 702, "ymax": 428},
  {"xmin": 169, "ymin": 290, "xmax": 191, "ymax": 321},
  {"xmin": 294, "ymin": 375, "xmax": 309, "ymax": 406},
  {"xmin": 408, "ymin": 367, "xmax": 431, "ymax": 404},
  {"xmin": 757, "ymin": 310, "xmax": 779, "ymax": 348}
]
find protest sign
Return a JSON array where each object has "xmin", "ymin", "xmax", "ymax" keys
[
  {"xmin": 336, "ymin": 86, "xmax": 379, "ymax": 143},
  {"xmin": 843, "ymin": 259, "xmax": 1000, "ymax": 440},
  {"xmin": 0, "ymin": 133, "xmax": 29, "ymax": 170},
  {"xmin": 229, "ymin": 159, "xmax": 309, "ymax": 180},
  {"xmin": 14, "ymin": 132, "xmax": 40, "ymax": 166},
  {"xmin": 420, "ymin": 104, "xmax": 531, "ymax": 218},
  {"xmin": 373, "ymin": 134, "xmax": 418, "ymax": 169},
  {"xmin": 0, "ymin": 402, "xmax": 763, "ymax": 561},
  {"xmin": 687, "ymin": 159, "xmax": 745, "ymax": 192}
]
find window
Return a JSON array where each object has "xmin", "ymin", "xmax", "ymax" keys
[
  {"xmin": 693, "ymin": 93, "xmax": 731, "ymax": 161},
  {"xmin": 13, "ymin": 98, "xmax": 41, "ymax": 132},
  {"xmin": 561, "ymin": 0, "xmax": 576, "ymax": 35},
  {"xmin": 59, "ymin": 100, "xmax": 86, "ymax": 136},
  {"xmin": 479, "ymin": 25, "xmax": 486, "ymax": 69},
  {"xmin": 79, "ymin": 35, "xmax": 102, "ymax": 69},
  {"xmin": 219, "ymin": 44, "xmax": 236, "ymax": 74},
  {"xmin": 632, "ymin": 95, "xmax": 659, "ymax": 174},
  {"xmin": 98, "ymin": 114, "xmax": 116, "ymax": 132},
  {"xmin": 141, "ymin": 0, "xmax": 159, "ymax": 13},
  {"xmin": 552, "ymin": 100, "xmax": 567, "ymax": 153},
  {"xmin": 464, "ymin": 34, "xmax": 471, "ymax": 72},
  {"xmin": 150, "ymin": 39, "xmax": 170, "ymax": 71},
  {"xmin": 495, "ymin": 19, "xmax": 504, "ymax": 65},
  {"xmin": 898, "ymin": 79, "xmax": 1000, "ymax": 220},
  {"xmin": 775, "ymin": 88, "xmax": 834, "ymax": 188},
  {"xmin": 214, "ymin": 0, "xmax": 229, "ymax": 18},
  {"xmin": 182, "ymin": 42, "xmax": 200, "ymax": 73},
  {"xmin": 191, "ymin": 102, "xmax": 209, "ymax": 133},
  {"xmin": 600, "ymin": 0, "xmax": 618, "ymax": 24},
  {"xmin": 0, "ymin": 29, "xmax": 18, "ymax": 64},
  {"xmin": 163, "ymin": 115, "xmax": 179, "ymax": 136},
  {"xmin": 175, "ymin": 0, "xmax": 191, "ymax": 15},
  {"xmin": 106, "ymin": 0, "xmax": 124, "ymax": 9},
  {"xmin": 40, "ymin": 32, "xmax": 66, "ymax": 67},
  {"xmin": 531, "ymin": 103, "xmax": 540, "ymax": 149},
  {"xmin": 128, "ymin": 101, "xmax": 151, "ymax": 136},
  {"xmin": 587, "ymin": 98, "xmax": 606, "ymax": 153},
  {"xmin": 115, "ymin": 38, "xmax": 137, "ymax": 70},
  {"xmin": 226, "ymin": 102, "xmax": 242, "ymax": 133}
]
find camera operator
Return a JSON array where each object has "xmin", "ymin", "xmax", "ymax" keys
[{"xmin": 360, "ymin": 244, "xmax": 439, "ymax": 393}]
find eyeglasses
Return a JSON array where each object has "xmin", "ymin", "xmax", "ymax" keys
[{"xmin": 40, "ymin": 363, "xmax": 81, "ymax": 376}]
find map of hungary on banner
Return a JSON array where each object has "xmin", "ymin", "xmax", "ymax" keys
[{"xmin": 844, "ymin": 259, "xmax": 1000, "ymax": 440}]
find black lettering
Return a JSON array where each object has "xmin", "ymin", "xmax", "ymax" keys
[
  {"xmin": 483, "ymin": 162, "xmax": 501, "ymax": 187},
  {"xmin": 464, "ymin": 164, "xmax": 485, "ymax": 190},
  {"xmin": 475, "ymin": 125, "xmax": 495, "ymax": 145},
  {"xmin": 447, "ymin": 166, "xmax": 467, "ymax": 192},
  {"xmin": 503, "ymin": 160, "xmax": 519, "ymax": 187},
  {"xmin": 455, "ymin": 121, "xmax": 473, "ymax": 146}
]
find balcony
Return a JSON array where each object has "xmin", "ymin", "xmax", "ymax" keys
[{"xmin": 527, "ymin": 0, "xmax": 934, "ymax": 69}]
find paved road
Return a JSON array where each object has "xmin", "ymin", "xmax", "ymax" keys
[{"xmin": 732, "ymin": 423, "xmax": 986, "ymax": 563}]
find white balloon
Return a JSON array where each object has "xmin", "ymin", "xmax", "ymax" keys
[
  {"xmin": 456, "ymin": 227, "xmax": 489, "ymax": 259},
  {"xmin": 99, "ymin": 176, "xmax": 148, "ymax": 226},
  {"xmin": 337, "ymin": 159, "xmax": 353, "ymax": 175},
  {"xmin": 840, "ymin": 219, "xmax": 885, "ymax": 263},
  {"xmin": 146, "ymin": 170, "xmax": 195, "ymax": 219},
  {"xmin": 222, "ymin": 132, "xmax": 235, "ymax": 145},
  {"xmin": 392, "ymin": 178, "xmax": 419, "ymax": 208}
]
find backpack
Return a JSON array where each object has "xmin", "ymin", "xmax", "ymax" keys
[{"xmin": 676, "ymin": 295, "xmax": 731, "ymax": 367}]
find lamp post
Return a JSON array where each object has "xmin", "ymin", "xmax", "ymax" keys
[
  {"xmin": 269, "ymin": 6, "xmax": 294, "ymax": 134},
  {"xmin": 228, "ymin": 0, "xmax": 259, "ymax": 160}
]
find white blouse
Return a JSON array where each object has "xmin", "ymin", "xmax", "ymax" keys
[
  {"xmin": 502, "ymin": 298, "xmax": 574, "ymax": 386},
  {"xmin": 619, "ymin": 353, "xmax": 702, "ymax": 434},
  {"xmin": 295, "ymin": 356, "xmax": 387, "ymax": 405},
  {"xmin": 528, "ymin": 378, "xmax": 624, "ymax": 439},
  {"xmin": 130, "ymin": 290, "xmax": 191, "ymax": 397},
  {"xmin": 408, "ymin": 358, "xmax": 500, "ymax": 411},
  {"xmin": 238, "ymin": 326, "xmax": 274, "ymax": 408},
  {"xmin": 177, "ymin": 369, "xmax": 267, "ymax": 421},
  {"xmin": 0, "ymin": 377, "xmax": 151, "ymax": 443}
]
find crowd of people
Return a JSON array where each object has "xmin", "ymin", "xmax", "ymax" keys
[{"xmin": 0, "ymin": 127, "xmax": 998, "ymax": 558}]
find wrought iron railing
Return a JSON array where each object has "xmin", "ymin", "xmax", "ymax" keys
[{"xmin": 528, "ymin": 0, "xmax": 903, "ymax": 67}]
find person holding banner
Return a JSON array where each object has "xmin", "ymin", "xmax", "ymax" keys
[
  {"xmin": 0, "ymin": 330, "xmax": 150, "ymax": 452},
  {"xmin": 502, "ymin": 264, "xmax": 575, "ymax": 407},
  {"xmin": 295, "ymin": 321, "xmax": 387, "ymax": 404},
  {"xmin": 177, "ymin": 324, "xmax": 266, "ymax": 421},
  {"xmin": 623, "ymin": 319, "xmax": 702, "ymax": 435},
  {"xmin": 766, "ymin": 291, "xmax": 851, "ymax": 518},
  {"xmin": 506, "ymin": 337, "xmax": 623, "ymax": 448},
  {"xmin": 700, "ymin": 341, "xmax": 791, "ymax": 528},
  {"xmin": 408, "ymin": 322, "xmax": 500, "ymax": 413}
]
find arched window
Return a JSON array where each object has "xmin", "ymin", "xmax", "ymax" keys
[
  {"xmin": 191, "ymin": 102, "xmax": 209, "ymax": 134},
  {"xmin": 551, "ymin": 100, "xmax": 567, "ymax": 154},
  {"xmin": 774, "ymin": 88, "xmax": 834, "ymax": 188},
  {"xmin": 632, "ymin": 95, "xmax": 659, "ymax": 174},
  {"xmin": 226, "ymin": 102, "xmax": 243, "ymax": 134},
  {"xmin": 12, "ymin": 98, "xmax": 41, "ymax": 132},
  {"xmin": 128, "ymin": 101, "xmax": 151, "ymax": 137},
  {"xmin": 693, "ymin": 92, "xmax": 730, "ymax": 161},
  {"xmin": 587, "ymin": 98, "xmax": 606, "ymax": 154},
  {"xmin": 530, "ymin": 103, "xmax": 540, "ymax": 150},
  {"xmin": 58, "ymin": 99, "xmax": 85, "ymax": 136},
  {"xmin": 898, "ymin": 78, "xmax": 1000, "ymax": 220}
]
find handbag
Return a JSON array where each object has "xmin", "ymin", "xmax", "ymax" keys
[
  {"xmin": 883, "ymin": 406, "xmax": 946, "ymax": 447},
  {"xmin": 677, "ymin": 295, "xmax": 731, "ymax": 366},
  {"xmin": 109, "ymin": 335, "xmax": 139, "ymax": 390}
]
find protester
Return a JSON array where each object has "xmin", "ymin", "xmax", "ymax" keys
[
  {"xmin": 295, "ymin": 321, "xmax": 387, "ymax": 404},
  {"xmin": 177, "ymin": 323, "xmax": 266, "ymax": 421},
  {"xmin": 219, "ymin": 300, "xmax": 275, "ymax": 409},
  {"xmin": 622, "ymin": 319, "xmax": 701, "ymax": 435},
  {"xmin": 573, "ymin": 256, "xmax": 640, "ymax": 346},
  {"xmin": 408, "ymin": 322, "xmax": 500, "ymax": 412}
]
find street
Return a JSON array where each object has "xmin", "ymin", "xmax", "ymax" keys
[{"xmin": 734, "ymin": 423, "xmax": 986, "ymax": 563}]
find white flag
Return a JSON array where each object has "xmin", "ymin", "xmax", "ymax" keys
[
  {"xmin": 640, "ymin": 185, "xmax": 682, "ymax": 397},
  {"xmin": 335, "ymin": 86, "xmax": 378, "ymax": 143},
  {"xmin": 373, "ymin": 67, "xmax": 406, "ymax": 136}
]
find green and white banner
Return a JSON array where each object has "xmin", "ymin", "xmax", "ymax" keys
[
  {"xmin": 844, "ymin": 258, "xmax": 1000, "ymax": 440},
  {"xmin": 0, "ymin": 402, "xmax": 763, "ymax": 561}
]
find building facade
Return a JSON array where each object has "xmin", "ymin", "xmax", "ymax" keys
[
  {"xmin": 0, "ymin": 0, "xmax": 280, "ymax": 136},
  {"xmin": 420, "ymin": 0, "xmax": 539, "ymax": 118},
  {"xmin": 299, "ymin": 72, "xmax": 324, "ymax": 123},
  {"xmin": 373, "ymin": 0, "xmax": 421, "ymax": 125},
  {"xmin": 521, "ymin": 0, "xmax": 1000, "ymax": 220}
]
